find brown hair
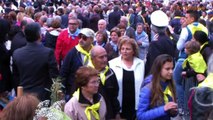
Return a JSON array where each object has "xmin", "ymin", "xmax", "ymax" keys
[
  {"xmin": 0, "ymin": 94, "xmax": 39, "ymax": 120},
  {"xmin": 185, "ymin": 41, "xmax": 200, "ymax": 54},
  {"xmin": 8, "ymin": 11, "xmax": 17, "ymax": 21},
  {"xmin": 51, "ymin": 16, "xmax": 61, "ymax": 28},
  {"xmin": 150, "ymin": 54, "xmax": 176, "ymax": 108},
  {"xmin": 34, "ymin": 12, "xmax": 42, "ymax": 22},
  {"xmin": 110, "ymin": 27, "xmax": 121, "ymax": 37},
  {"xmin": 75, "ymin": 66, "xmax": 99, "ymax": 88},
  {"xmin": 96, "ymin": 31, "xmax": 108, "ymax": 44},
  {"xmin": 93, "ymin": 5, "xmax": 100, "ymax": 13},
  {"xmin": 25, "ymin": 6, "xmax": 34, "ymax": 18},
  {"xmin": 117, "ymin": 23, "xmax": 126, "ymax": 30},
  {"xmin": 118, "ymin": 36, "xmax": 139, "ymax": 57}
]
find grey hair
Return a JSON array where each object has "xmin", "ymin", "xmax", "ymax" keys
[
  {"xmin": 46, "ymin": 18, "xmax": 53, "ymax": 27},
  {"xmin": 98, "ymin": 19, "xmax": 107, "ymax": 25},
  {"xmin": 120, "ymin": 16, "xmax": 128, "ymax": 22},
  {"xmin": 53, "ymin": 15, "xmax": 61, "ymax": 23},
  {"xmin": 136, "ymin": 23, "xmax": 144, "ymax": 28},
  {"xmin": 39, "ymin": 15, "xmax": 47, "ymax": 23}
]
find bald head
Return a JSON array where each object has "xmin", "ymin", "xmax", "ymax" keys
[
  {"xmin": 91, "ymin": 46, "xmax": 106, "ymax": 59},
  {"xmin": 90, "ymin": 46, "xmax": 108, "ymax": 71}
]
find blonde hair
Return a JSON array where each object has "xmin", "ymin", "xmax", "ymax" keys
[{"xmin": 118, "ymin": 36, "xmax": 139, "ymax": 57}]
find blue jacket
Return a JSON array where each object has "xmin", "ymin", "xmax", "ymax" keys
[
  {"xmin": 137, "ymin": 86, "xmax": 171, "ymax": 120},
  {"xmin": 137, "ymin": 76, "xmax": 174, "ymax": 120}
]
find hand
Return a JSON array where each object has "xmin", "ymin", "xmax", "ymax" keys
[
  {"xmin": 196, "ymin": 74, "xmax": 206, "ymax": 82},
  {"xmin": 181, "ymin": 71, "xmax": 186, "ymax": 77},
  {"xmin": 153, "ymin": 34, "xmax": 159, "ymax": 41},
  {"xmin": 164, "ymin": 102, "xmax": 177, "ymax": 112},
  {"xmin": 168, "ymin": 25, "xmax": 174, "ymax": 34},
  {"xmin": 137, "ymin": 41, "xmax": 142, "ymax": 45}
]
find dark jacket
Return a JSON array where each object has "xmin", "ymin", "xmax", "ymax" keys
[
  {"xmin": 44, "ymin": 30, "xmax": 59, "ymax": 50},
  {"xmin": 170, "ymin": 17, "xmax": 181, "ymax": 34},
  {"xmin": 145, "ymin": 33, "xmax": 175, "ymax": 76},
  {"xmin": 12, "ymin": 42, "xmax": 59, "ymax": 101},
  {"xmin": 10, "ymin": 31, "xmax": 27, "ymax": 54},
  {"xmin": 60, "ymin": 47, "xmax": 83, "ymax": 99},
  {"xmin": 77, "ymin": 14, "xmax": 90, "ymax": 28},
  {"xmin": 89, "ymin": 13, "xmax": 101, "ymax": 32},
  {"xmin": 104, "ymin": 43, "xmax": 119, "ymax": 61},
  {"xmin": 0, "ymin": 43, "xmax": 12, "ymax": 93},
  {"xmin": 98, "ymin": 69, "xmax": 120, "ymax": 119},
  {"xmin": 108, "ymin": 11, "xmax": 121, "ymax": 30},
  {"xmin": 200, "ymin": 43, "xmax": 213, "ymax": 64},
  {"xmin": 61, "ymin": 14, "xmax": 68, "ymax": 29},
  {"xmin": 126, "ymin": 26, "xmax": 136, "ymax": 39}
]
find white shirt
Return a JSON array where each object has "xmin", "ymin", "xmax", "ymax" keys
[{"xmin": 177, "ymin": 27, "xmax": 188, "ymax": 51}]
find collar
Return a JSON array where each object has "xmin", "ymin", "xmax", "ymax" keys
[
  {"xmin": 135, "ymin": 31, "xmax": 146, "ymax": 36},
  {"xmin": 115, "ymin": 56, "xmax": 141, "ymax": 69},
  {"xmin": 68, "ymin": 28, "xmax": 80, "ymax": 38},
  {"xmin": 27, "ymin": 41, "xmax": 42, "ymax": 46},
  {"xmin": 200, "ymin": 41, "xmax": 209, "ymax": 51},
  {"xmin": 73, "ymin": 88, "xmax": 101, "ymax": 105},
  {"xmin": 110, "ymin": 41, "xmax": 118, "ymax": 51}
]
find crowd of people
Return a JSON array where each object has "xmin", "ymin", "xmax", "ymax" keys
[{"xmin": 0, "ymin": 0, "xmax": 213, "ymax": 120}]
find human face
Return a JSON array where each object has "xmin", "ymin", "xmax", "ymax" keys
[
  {"xmin": 180, "ymin": 17, "xmax": 187, "ymax": 27},
  {"xmin": 110, "ymin": 32, "xmax": 119, "ymax": 43},
  {"xmin": 161, "ymin": 62, "xmax": 173, "ymax": 81},
  {"xmin": 96, "ymin": 33, "xmax": 103, "ymax": 45},
  {"xmin": 98, "ymin": 21, "xmax": 106, "ymax": 31},
  {"xmin": 120, "ymin": 19, "xmax": 128, "ymax": 26},
  {"xmin": 120, "ymin": 43, "xmax": 134, "ymax": 60},
  {"xmin": 93, "ymin": 49, "xmax": 108, "ymax": 71},
  {"xmin": 120, "ymin": 29, "xmax": 125, "ymax": 36},
  {"xmin": 68, "ymin": 19, "xmax": 78, "ymax": 33},
  {"xmin": 136, "ymin": 25, "xmax": 143, "ymax": 34},
  {"xmin": 185, "ymin": 13, "xmax": 194, "ymax": 25},
  {"xmin": 184, "ymin": 47, "xmax": 190, "ymax": 55},
  {"xmin": 83, "ymin": 76, "xmax": 100, "ymax": 95},
  {"xmin": 78, "ymin": 34, "xmax": 93, "ymax": 49},
  {"xmin": 202, "ymin": 12, "xmax": 206, "ymax": 17}
]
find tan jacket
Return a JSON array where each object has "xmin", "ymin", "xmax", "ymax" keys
[{"xmin": 64, "ymin": 95, "xmax": 106, "ymax": 120}]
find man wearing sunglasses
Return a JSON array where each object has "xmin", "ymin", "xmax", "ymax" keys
[
  {"xmin": 55, "ymin": 17, "xmax": 80, "ymax": 67},
  {"xmin": 60, "ymin": 28, "xmax": 95, "ymax": 101}
]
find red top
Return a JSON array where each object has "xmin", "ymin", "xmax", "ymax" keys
[{"xmin": 55, "ymin": 29, "xmax": 80, "ymax": 64}]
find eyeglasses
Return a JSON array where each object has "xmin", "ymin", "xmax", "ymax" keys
[
  {"xmin": 78, "ymin": 34, "xmax": 88, "ymax": 41},
  {"xmin": 89, "ymin": 80, "xmax": 100, "ymax": 85},
  {"xmin": 69, "ymin": 23, "xmax": 78, "ymax": 26}
]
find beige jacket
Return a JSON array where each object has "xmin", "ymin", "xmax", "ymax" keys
[{"xmin": 64, "ymin": 95, "xmax": 106, "ymax": 120}]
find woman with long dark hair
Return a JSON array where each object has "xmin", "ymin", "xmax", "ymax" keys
[{"xmin": 137, "ymin": 54, "xmax": 177, "ymax": 120}]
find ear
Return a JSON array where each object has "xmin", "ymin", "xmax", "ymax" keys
[{"xmin": 37, "ymin": 33, "xmax": 42, "ymax": 42}]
